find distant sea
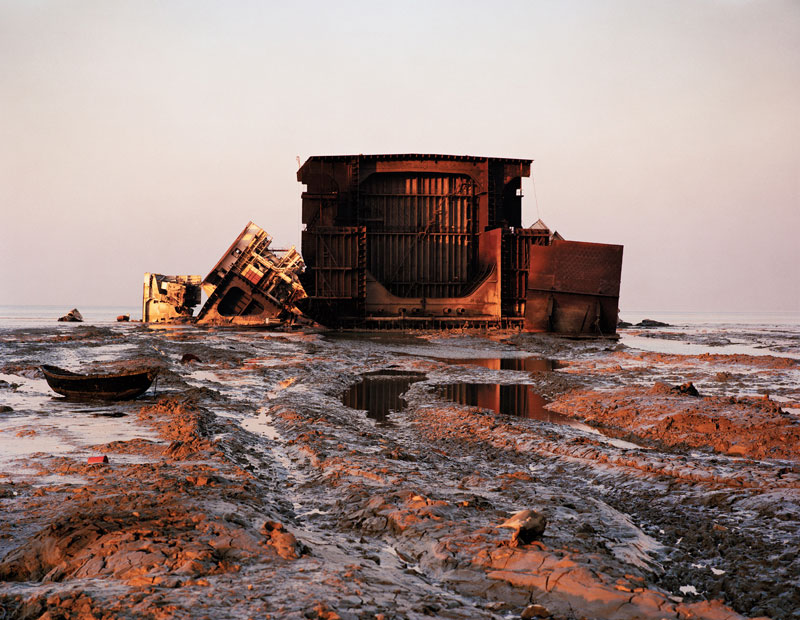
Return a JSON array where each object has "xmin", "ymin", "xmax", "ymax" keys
[
  {"xmin": 0, "ymin": 305, "xmax": 141, "ymax": 329},
  {"xmin": 1, "ymin": 306, "xmax": 799, "ymax": 359},
  {"xmin": 618, "ymin": 310, "xmax": 800, "ymax": 326},
  {"xmin": 1, "ymin": 306, "xmax": 798, "ymax": 328}
]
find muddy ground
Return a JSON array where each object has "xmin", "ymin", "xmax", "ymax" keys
[{"xmin": 0, "ymin": 323, "xmax": 798, "ymax": 619}]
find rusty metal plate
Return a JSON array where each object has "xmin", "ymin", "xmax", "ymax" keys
[{"xmin": 527, "ymin": 240, "xmax": 623, "ymax": 297}]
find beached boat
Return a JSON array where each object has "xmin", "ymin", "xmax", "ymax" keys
[{"xmin": 40, "ymin": 365, "xmax": 159, "ymax": 401}]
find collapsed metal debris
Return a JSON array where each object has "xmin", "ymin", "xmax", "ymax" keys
[
  {"xmin": 297, "ymin": 154, "xmax": 623, "ymax": 335},
  {"xmin": 142, "ymin": 274, "xmax": 202, "ymax": 323},
  {"xmin": 142, "ymin": 222, "xmax": 307, "ymax": 327},
  {"xmin": 196, "ymin": 222, "xmax": 306, "ymax": 326}
]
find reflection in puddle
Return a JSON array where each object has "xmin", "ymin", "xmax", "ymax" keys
[
  {"xmin": 437, "ymin": 357, "xmax": 562, "ymax": 372},
  {"xmin": 438, "ymin": 383, "xmax": 556, "ymax": 420},
  {"xmin": 438, "ymin": 382, "xmax": 644, "ymax": 450},
  {"xmin": 341, "ymin": 371, "xmax": 426, "ymax": 422}
]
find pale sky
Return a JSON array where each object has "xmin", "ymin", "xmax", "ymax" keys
[{"xmin": 1, "ymin": 0, "xmax": 798, "ymax": 312}]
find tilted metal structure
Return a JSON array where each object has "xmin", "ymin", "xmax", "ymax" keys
[
  {"xmin": 196, "ymin": 222, "xmax": 307, "ymax": 326},
  {"xmin": 298, "ymin": 154, "xmax": 623, "ymax": 335},
  {"xmin": 142, "ymin": 222, "xmax": 307, "ymax": 327}
]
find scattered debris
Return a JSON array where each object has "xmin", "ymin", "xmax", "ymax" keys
[
  {"xmin": 87, "ymin": 455, "xmax": 109, "ymax": 464},
  {"xmin": 116, "ymin": 314, "xmax": 130, "ymax": 322},
  {"xmin": 498, "ymin": 509, "xmax": 547, "ymax": 546},
  {"xmin": 142, "ymin": 274, "xmax": 202, "ymax": 323},
  {"xmin": 261, "ymin": 521, "xmax": 308, "ymax": 560},
  {"xmin": 651, "ymin": 381, "xmax": 701, "ymax": 397},
  {"xmin": 57, "ymin": 308, "xmax": 83, "ymax": 322},
  {"xmin": 521, "ymin": 604, "xmax": 552, "ymax": 619},
  {"xmin": 636, "ymin": 319, "xmax": 671, "ymax": 328},
  {"xmin": 674, "ymin": 382, "xmax": 701, "ymax": 397}
]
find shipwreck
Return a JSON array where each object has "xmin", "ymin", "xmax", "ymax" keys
[
  {"xmin": 297, "ymin": 154, "xmax": 623, "ymax": 335},
  {"xmin": 143, "ymin": 222, "xmax": 307, "ymax": 327},
  {"xmin": 141, "ymin": 154, "xmax": 623, "ymax": 335},
  {"xmin": 142, "ymin": 274, "xmax": 202, "ymax": 323},
  {"xmin": 196, "ymin": 221, "xmax": 306, "ymax": 326}
]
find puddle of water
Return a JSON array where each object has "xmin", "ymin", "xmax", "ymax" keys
[
  {"xmin": 438, "ymin": 382, "xmax": 644, "ymax": 450},
  {"xmin": 341, "ymin": 372, "xmax": 426, "ymax": 422},
  {"xmin": 186, "ymin": 370, "xmax": 224, "ymax": 384},
  {"xmin": 36, "ymin": 474, "xmax": 90, "ymax": 486},
  {"xmin": 243, "ymin": 408, "xmax": 281, "ymax": 441},
  {"xmin": 57, "ymin": 344, "xmax": 140, "ymax": 366},
  {"xmin": 621, "ymin": 334, "xmax": 799, "ymax": 359},
  {"xmin": 770, "ymin": 395, "xmax": 800, "ymax": 416},
  {"xmin": 324, "ymin": 332, "xmax": 430, "ymax": 346},
  {"xmin": 435, "ymin": 356, "xmax": 562, "ymax": 372},
  {"xmin": 0, "ymin": 389, "xmax": 163, "ymax": 473},
  {"xmin": 266, "ymin": 377, "xmax": 297, "ymax": 400},
  {"xmin": 0, "ymin": 430, "xmax": 73, "ymax": 463}
]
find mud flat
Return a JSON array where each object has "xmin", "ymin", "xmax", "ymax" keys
[{"xmin": 1, "ymin": 322, "xmax": 798, "ymax": 619}]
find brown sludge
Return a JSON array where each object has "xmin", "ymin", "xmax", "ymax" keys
[{"xmin": 1, "ymin": 325, "xmax": 797, "ymax": 619}]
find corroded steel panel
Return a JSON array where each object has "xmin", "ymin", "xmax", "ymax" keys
[
  {"xmin": 525, "ymin": 240, "xmax": 623, "ymax": 335},
  {"xmin": 527, "ymin": 240, "xmax": 623, "ymax": 297}
]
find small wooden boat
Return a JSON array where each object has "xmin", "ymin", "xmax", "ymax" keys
[{"xmin": 40, "ymin": 365, "xmax": 159, "ymax": 401}]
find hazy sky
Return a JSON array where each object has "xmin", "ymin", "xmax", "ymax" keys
[{"xmin": 1, "ymin": 0, "xmax": 798, "ymax": 312}]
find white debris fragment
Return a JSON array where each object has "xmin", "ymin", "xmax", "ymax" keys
[
  {"xmin": 679, "ymin": 585, "xmax": 699, "ymax": 596},
  {"xmin": 690, "ymin": 562, "xmax": 726, "ymax": 576}
]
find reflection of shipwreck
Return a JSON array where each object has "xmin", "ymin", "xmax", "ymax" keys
[
  {"xmin": 143, "ymin": 222, "xmax": 307, "ymax": 327},
  {"xmin": 298, "ymin": 154, "xmax": 623, "ymax": 335}
]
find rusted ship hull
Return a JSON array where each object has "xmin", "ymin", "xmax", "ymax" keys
[{"xmin": 297, "ymin": 154, "xmax": 623, "ymax": 335}]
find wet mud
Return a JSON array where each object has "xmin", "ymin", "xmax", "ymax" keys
[{"xmin": 0, "ymin": 322, "xmax": 798, "ymax": 619}]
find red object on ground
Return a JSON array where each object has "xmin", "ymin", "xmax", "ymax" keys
[{"xmin": 87, "ymin": 455, "xmax": 109, "ymax": 464}]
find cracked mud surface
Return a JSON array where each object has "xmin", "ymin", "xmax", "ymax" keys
[{"xmin": 1, "ymin": 322, "xmax": 798, "ymax": 619}]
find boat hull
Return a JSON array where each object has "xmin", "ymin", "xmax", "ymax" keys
[{"xmin": 40, "ymin": 365, "xmax": 159, "ymax": 401}]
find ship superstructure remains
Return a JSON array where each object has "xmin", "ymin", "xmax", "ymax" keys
[
  {"xmin": 298, "ymin": 154, "xmax": 622, "ymax": 335},
  {"xmin": 142, "ymin": 222, "xmax": 307, "ymax": 327},
  {"xmin": 196, "ymin": 222, "xmax": 306, "ymax": 326}
]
